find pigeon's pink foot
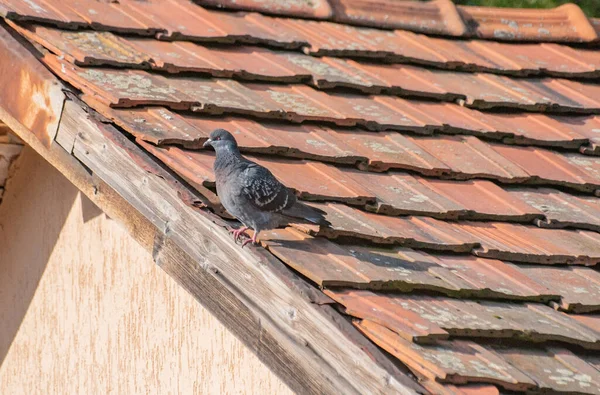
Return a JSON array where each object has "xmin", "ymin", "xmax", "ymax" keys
[
  {"xmin": 241, "ymin": 232, "xmax": 259, "ymax": 248},
  {"xmin": 229, "ymin": 226, "xmax": 249, "ymax": 242}
]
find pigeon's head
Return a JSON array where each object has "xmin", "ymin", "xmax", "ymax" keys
[{"xmin": 203, "ymin": 128, "xmax": 238, "ymax": 152}]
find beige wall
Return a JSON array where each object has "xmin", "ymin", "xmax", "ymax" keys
[{"xmin": 0, "ymin": 147, "xmax": 292, "ymax": 395}]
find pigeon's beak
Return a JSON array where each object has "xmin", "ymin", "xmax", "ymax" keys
[{"xmin": 202, "ymin": 138, "xmax": 212, "ymax": 148}]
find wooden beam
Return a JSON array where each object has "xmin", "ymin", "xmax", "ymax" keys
[{"xmin": 0, "ymin": 21, "xmax": 64, "ymax": 147}]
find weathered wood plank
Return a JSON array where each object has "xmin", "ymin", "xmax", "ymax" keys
[
  {"xmin": 0, "ymin": 22, "xmax": 64, "ymax": 147},
  {"xmin": 64, "ymin": 100, "xmax": 421, "ymax": 395}
]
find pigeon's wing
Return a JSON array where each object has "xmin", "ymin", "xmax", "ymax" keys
[{"xmin": 241, "ymin": 163, "xmax": 295, "ymax": 213}]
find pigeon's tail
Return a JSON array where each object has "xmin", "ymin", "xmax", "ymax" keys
[{"xmin": 282, "ymin": 201, "xmax": 331, "ymax": 227}]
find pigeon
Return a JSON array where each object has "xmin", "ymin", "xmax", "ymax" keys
[{"xmin": 203, "ymin": 128, "xmax": 330, "ymax": 247}]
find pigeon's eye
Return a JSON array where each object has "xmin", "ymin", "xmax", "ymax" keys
[{"xmin": 214, "ymin": 136, "xmax": 221, "ymax": 141}]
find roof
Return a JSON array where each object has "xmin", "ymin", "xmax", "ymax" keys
[{"xmin": 1, "ymin": 0, "xmax": 600, "ymax": 394}]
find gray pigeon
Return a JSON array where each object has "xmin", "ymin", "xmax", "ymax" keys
[{"xmin": 203, "ymin": 129, "xmax": 330, "ymax": 247}]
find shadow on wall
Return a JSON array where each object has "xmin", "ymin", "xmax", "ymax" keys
[{"xmin": 0, "ymin": 147, "xmax": 78, "ymax": 367}]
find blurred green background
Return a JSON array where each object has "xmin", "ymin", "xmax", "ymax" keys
[{"xmin": 450, "ymin": 1, "xmax": 600, "ymax": 16}]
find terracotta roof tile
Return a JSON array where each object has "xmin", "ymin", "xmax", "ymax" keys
[
  {"xmin": 125, "ymin": 0, "xmax": 307, "ymax": 46},
  {"xmin": 261, "ymin": 229, "xmax": 557, "ymax": 301},
  {"xmin": 273, "ymin": 239, "xmax": 600, "ymax": 312},
  {"xmin": 300, "ymin": 203, "xmax": 483, "ymax": 252},
  {"xmin": 328, "ymin": 0, "xmax": 467, "ymax": 36},
  {"xmin": 496, "ymin": 346, "xmax": 600, "ymax": 394},
  {"xmin": 83, "ymin": 100, "xmax": 600, "ymax": 201},
  {"xmin": 412, "ymin": 136, "xmax": 530, "ymax": 182},
  {"xmin": 469, "ymin": 41, "xmax": 600, "ymax": 77},
  {"xmin": 421, "ymin": 381, "xmax": 500, "ymax": 395},
  {"xmin": 194, "ymin": 0, "xmax": 333, "ymax": 19},
  {"xmin": 2, "ymin": 0, "xmax": 156, "ymax": 33},
  {"xmin": 3, "ymin": 0, "xmax": 600, "ymax": 45},
  {"xmin": 26, "ymin": 29, "xmax": 153, "ymax": 68},
  {"xmin": 554, "ymin": 115, "xmax": 600, "ymax": 155},
  {"xmin": 407, "ymin": 253, "xmax": 554, "ymax": 301},
  {"xmin": 328, "ymin": 290, "xmax": 600, "ymax": 349},
  {"xmin": 345, "ymin": 171, "xmax": 542, "ymax": 221},
  {"xmin": 517, "ymin": 265, "xmax": 600, "ymax": 313},
  {"xmin": 373, "ymin": 320, "xmax": 600, "ymax": 394},
  {"xmin": 337, "ymin": 131, "xmax": 451, "ymax": 173},
  {"xmin": 461, "ymin": 74, "xmax": 600, "ymax": 112},
  {"xmin": 81, "ymin": 103, "xmax": 210, "ymax": 147},
  {"xmin": 82, "ymin": 103, "xmax": 448, "ymax": 173},
  {"xmin": 0, "ymin": 0, "xmax": 86, "ymax": 27},
  {"xmin": 458, "ymin": 4, "xmax": 598, "ymax": 43},
  {"xmin": 348, "ymin": 171, "xmax": 470, "ymax": 218},
  {"xmin": 23, "ymin": 25, "xmax": 600, "ymax": 114},
  {"xmin": 303, "ymin": 25, "xmax": 600, "ymax": 76},
  {"xmin": 43, "ymin": 55, "xmax": 600, "ymax": 154},
  {"xmin": 127, "ymin": 40, "xmax": 308, "ymax": 82},
  {"xmin": 355, "ymin": 321, "xmax": 535, "ymax": 391},
  {"xmin": 133, "ymin": 138, "xmax": 600, "ymax": 238},
  {"xmin": 571, "ymin": 314, "xmax": 600, "ymax": 333},
  {"xmin": 462, "ymin": 221, "xmax": 600, "ymax": 265},
  {"xmin": 0, "ymin": 0, "xmax": 309, "ymax": 46},
  {"xmin": 508, "ymin": 188, "xmax": 600, "ymax": 232},
  {"xmin": 306, "ymin": 203, "xmax": 600, "ymax": 264},
  {"xmin": 418, "ymin": 179, "xmax": 541, "ymax": 221},
  {"xmin": 490, "ymin": 113, "xmax": 589, "ymax": 148},
  {"xmin": 262, "ymin": 228, "xmax": 463, "ymax": 292},
  {"xmin": 490, "ymin": 144, "xmax": 600, "ymax": 192}
]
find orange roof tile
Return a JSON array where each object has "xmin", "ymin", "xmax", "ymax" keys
[
  {"xmin": 459, "ymin": 3, "xmax": 597, "ymax": 42},
  {"xmin": 329, "ymin": 290, "xmax": 600, "ymax": 348},
  {"xmin": 329, "ymin": 0, "xmax": 468, "ymax": 36},
  {"xmin": 518, "ymin": 265, "xmax": 600, "ymax": 313},
  {"xmin": 196, "ymin": 0, "xmax": 334, "ymax": 19},
  {"xmin": 39, "ymin": 48, "xmax": 600, "ymax": 115},
  {"xmin": 357, "ymin": 321, "xmax": 600, "ymax": 393}
]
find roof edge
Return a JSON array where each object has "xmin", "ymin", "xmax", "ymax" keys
[{"xmin": 0, "ymin": 20, "xmax": 64, "ymax": 147}]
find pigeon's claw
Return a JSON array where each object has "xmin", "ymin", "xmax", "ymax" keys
[
  {"xmin": 230, "ymin": 226, "xmax": 249, "ymax": 242},
  {"xmin": 241, "ymin": 232, "xmax": 259, "ymax": 248}
]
